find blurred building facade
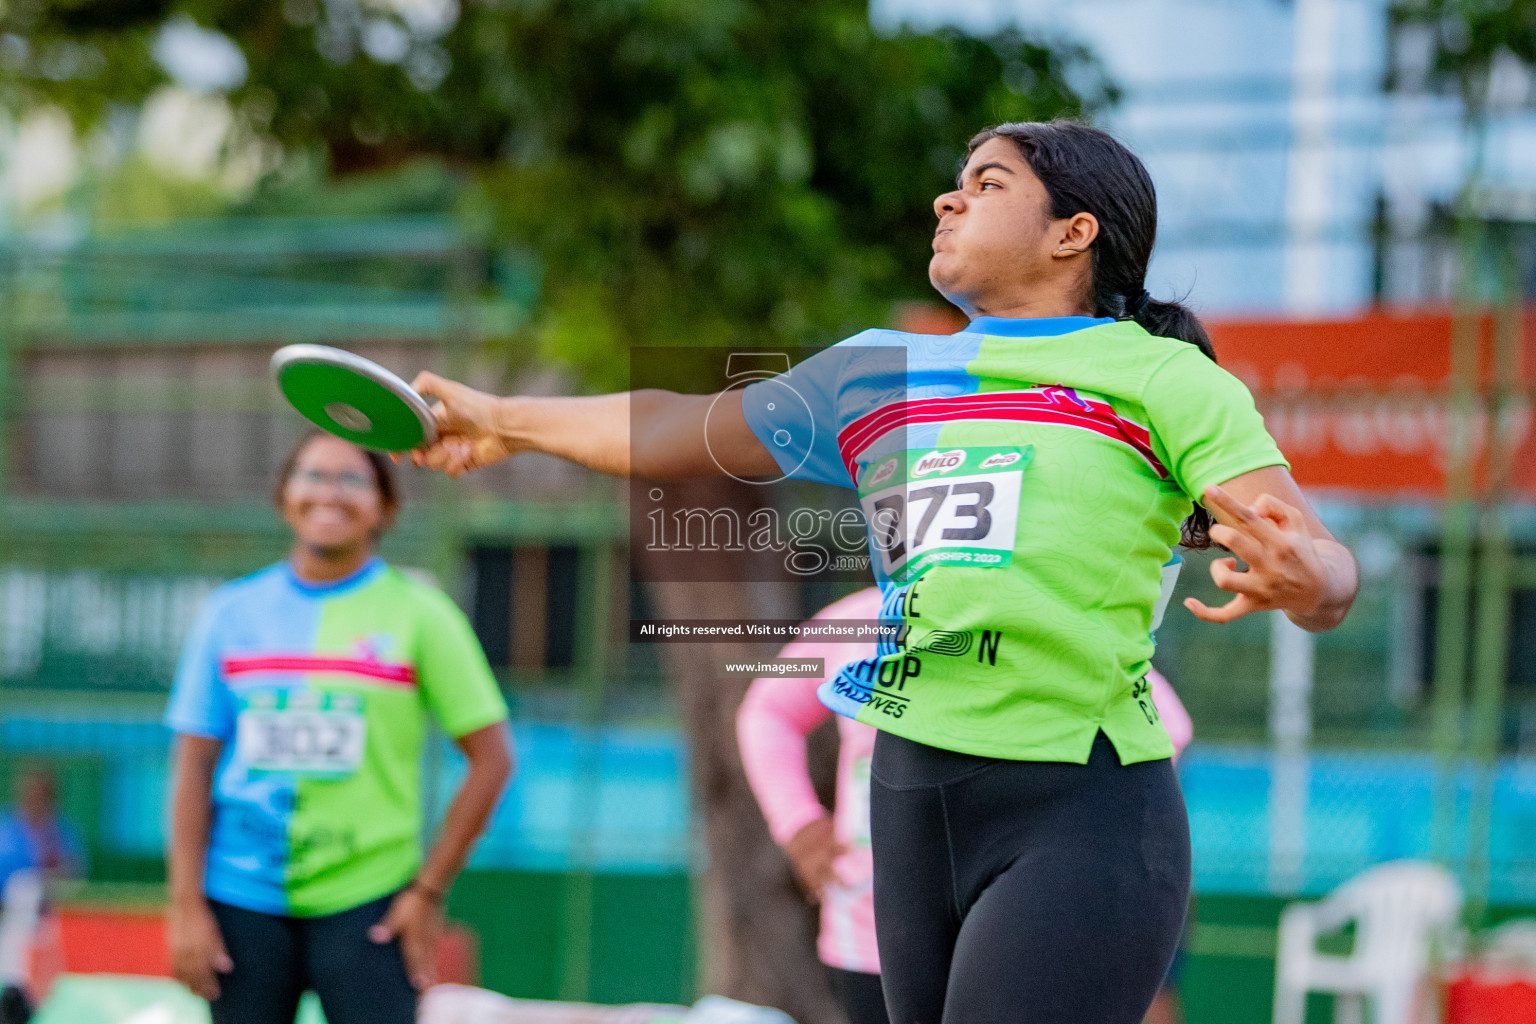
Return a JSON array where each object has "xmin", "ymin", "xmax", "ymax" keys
[{"xmin": 878, "ymin": 0, "xmax": 1536, "ymax": 315}]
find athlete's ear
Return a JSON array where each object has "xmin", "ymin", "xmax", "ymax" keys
[{"xmin": 1051, "ymin": 212, "xmax": 1099, "ymax": 259}]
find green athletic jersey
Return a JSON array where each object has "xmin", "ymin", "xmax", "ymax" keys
[
  {"xmin": 167, "ymin": 559, "xmax": 508, "ymax": 916},
  {"xmin": 740, "ymin": 316, "xmax": 1287, "ymax": 763}
]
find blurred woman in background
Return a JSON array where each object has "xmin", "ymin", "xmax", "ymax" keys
[{"xmin": 165, "ymin": 432, "xmax": 512, "ymax": 1024}]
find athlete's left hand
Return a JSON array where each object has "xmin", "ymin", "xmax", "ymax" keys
[
  {"xmin": 369, "ymin": 886, "xmax": 444, "ymax": 991},
  {"xmin": 1183, "ymin": 484, "xmax": 1331, "ymax": 626}
]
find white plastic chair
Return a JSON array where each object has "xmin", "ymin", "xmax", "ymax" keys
[{"xmin": 1273, "ymin": 860, "xmax": 1462, "ymax": 1024}]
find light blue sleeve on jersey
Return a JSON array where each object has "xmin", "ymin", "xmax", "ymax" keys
[
  {"xmin": 1151, "ymin": 554, "xmax": 1183, "ymax": 639},
  {"xmin": 165, "ymin": 596, "xmax": 236, "ymax": 740},
  {"xmin": 739, "ymin": 331, "xmax": 904, "ymax": 489}
]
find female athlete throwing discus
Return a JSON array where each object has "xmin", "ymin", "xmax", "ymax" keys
[
  {"xmin": 166, "ymin": 433, "xmax": 513, "ymax": 1024},
  {"xmin": 406, "ymin": 121, "xmax": 1357, "ymax": 1023}
]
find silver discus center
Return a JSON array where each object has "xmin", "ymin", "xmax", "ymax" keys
[{"xmin": 324, "ymin": 402, "xmax": 372, "ymax": 432}]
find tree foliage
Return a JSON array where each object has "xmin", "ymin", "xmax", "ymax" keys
[
  {"xmin": 1392, "ymin": 0, "xmax": 1536, "ymax": 108},
  {"xmin": 2, "ymin": 0, "xmax": 1114, "ymax": 385}
]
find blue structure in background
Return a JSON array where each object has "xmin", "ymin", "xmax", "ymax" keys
[
  {"xmin": 875, "ymin": 0, "xmax": 1536, "ymax": 316},
  {"xmin": 1184, "ymin": 745, "xmax": 1536, "ymax": 902},
  {"xmin": 463, "ymin": 722, "xmax": 691, "ymax": 872},
  {"xmin": 7, "ymin": 706, "xmax": 1536, "ymax": 903},
  {"xmin": 0, "ymin": 710, "xmax": 692, "ymax": 874}
]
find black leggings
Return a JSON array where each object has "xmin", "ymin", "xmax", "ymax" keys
[
  {"xmin": 870, "ymin": 730, "xmax": 1190, "ymax": 1024},
  {"xmin": 209, "ymin": 893, "xmax": 416, "ymax": 1024},
  {"xmin": 827, "ymin": 966, "xmax": 892, "ymax": 1024}
]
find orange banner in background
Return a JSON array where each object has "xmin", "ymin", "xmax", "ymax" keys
[
  {"xmin": 1209, "ymin": 311, "xmax": 1536, "ymax": 498},
  {"xmin": 894, "ymin": 304, "xmax": 1535, "ymax": 499}
]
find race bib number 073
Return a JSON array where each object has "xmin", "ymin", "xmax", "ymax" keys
[
  {"xmin": 235, "ymin": 690, "xmax": 367, "ymax": 777},
  {"xmin": 858, "ymin": 446, "xmax": 1031, "ymax": 583}
]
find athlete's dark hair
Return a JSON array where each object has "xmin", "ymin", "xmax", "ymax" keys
[
  {"xmin": 273, "ymin": 430, "xmax": 400, "ymax": 517},
  {"xmin": 966, "ymin": 120, "xmax": 1215, "ymax": 548}
]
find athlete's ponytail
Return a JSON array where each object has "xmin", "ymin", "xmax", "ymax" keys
[
  {"xmin": 1135, "ymin": 297, "xmax": 1215, "ymax": 363},
  {"xmin": 966, "ymin": 120, "xmax": 1216, "ymax": 548}
]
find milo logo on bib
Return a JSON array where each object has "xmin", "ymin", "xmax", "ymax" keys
[
  {"xmin": 911, "ymin": 449, "xmax": 966, "ymax": 476},
  {"xmin": 858, "ymin": 446, "xmax": 1032, "ymax": 583}
]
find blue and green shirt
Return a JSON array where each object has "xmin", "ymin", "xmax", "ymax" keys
[{"xmin": 167, "ymin": 559, "xmax": 507, "ymax": 917}]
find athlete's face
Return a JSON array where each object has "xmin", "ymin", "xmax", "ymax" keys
[
  {"xmin": 929, "ymin": 137, "xmax": 1098, "ymax": 318},
  {"xmin": 281, "ymin": 436, "xmax": 388, "ymax": 558}
]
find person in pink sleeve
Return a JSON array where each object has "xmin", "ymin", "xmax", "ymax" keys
[
  {"xmin": 738, "ymin": 589, "xmax": 1196, "ymax": 1024},
  {"xmin": 1149, "ymin": 666, "xmax": 1192, "ymax": 761},
  {"xmin": 1145, "ymin": 665, "xmax": 1194, "ymax": 1024},
  {"xmin": 737, "ymin": 587, "xmax": 887, "ymax": 1024}
]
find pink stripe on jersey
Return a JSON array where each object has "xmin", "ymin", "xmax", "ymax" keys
[
  {"xmin": 221, "ymin": 655, "xmax": 418, "ymax": 687},
  {"xmin": 737, "ymin": 588, "xmax": 883, "ymax": 974},
  {"xmin": 836, "ymin": 387, "xmax": 1167, "ymax": 483}
]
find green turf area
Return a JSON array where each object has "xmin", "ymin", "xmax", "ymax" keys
[
  {"xmin": 1183, "ymin": 893, "xmax": 1536, "ymax": 1024},
  {"xmin": 49, "ymin": 864, "xmax": 697, "ymax": 1007},
  {"xmin": 446, "ymin": 870, "xmax": 696, "ymax": 1005},
  {"xmin": 49, "ymin": 869, "xmax": 1536, "ymax": 1022}
]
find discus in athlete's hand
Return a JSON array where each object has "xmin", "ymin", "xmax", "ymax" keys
[
  {"xmin": 271, "ymin": 345, "xmax": 437, "ymax": 453},
  {"xmin": 407, "ymin": 372, "xmax": 516, "ymax": 478}
]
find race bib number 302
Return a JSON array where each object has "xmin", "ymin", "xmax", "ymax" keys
[
  {"xmin": 858, "ymin": 446, "xmax": 1032, "ymax": 583},
  {"xmin": 235, "ymin": 689, "xmax": 367, "ymax": 777}
]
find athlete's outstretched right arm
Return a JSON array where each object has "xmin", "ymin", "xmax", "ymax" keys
[{"xmin": 408, "ymin": 373, "xmax": 781, "ymax": 480}]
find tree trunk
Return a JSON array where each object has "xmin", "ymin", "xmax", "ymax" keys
[{"xmin": 632, "ymin": 477, "xmax": 844, "ymax": 1024}]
